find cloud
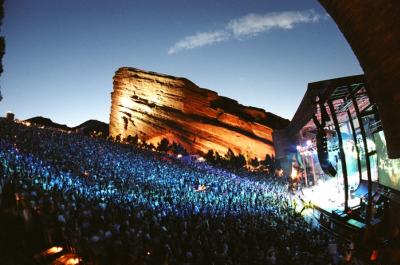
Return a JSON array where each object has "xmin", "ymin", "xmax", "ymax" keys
[
  {"xmin": 168, "ymin": 10, "xmax": 322, "ymax": 54},
  {"xmin": 168, "ymin": 30, "xmax": 229, "ymax": 55},
  {"xmin": 227, "ymin": 10, "xmax": 321, "ymax": 38}
]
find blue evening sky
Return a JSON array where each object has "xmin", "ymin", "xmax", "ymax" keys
[{"xmin": 0, "ymin": 0, "xmax": 362, "ymax": 126}]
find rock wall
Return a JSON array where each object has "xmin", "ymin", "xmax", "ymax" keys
[{"xmin": 109, "ymin": 67, "xmax": 289, "ymax": 160}]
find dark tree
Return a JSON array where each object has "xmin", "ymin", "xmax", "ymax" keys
[
  {"xmin": 205, "ymin": 150, "xmax": 215, "ymax": 163},
  {"xmin": 147, "ymin": 143, "xmax": 155, "ymax": 150},
  {"xmin": 250, "ymin": 157, "xmax": 259, "ymax": 168},
  {"xmin": 157, "ymin": 138, "xmax": 170, "ymax": 152},
  {"xmin": 0, "ymin": 0, "xmax": 5, "ymax": 101},
  {"xmin": 126, "ymin": 134, "xmax": 138, "ymax": 146},
  {"xmin": 264, "ymin": 154, "xmax": 273, "ymax": 170},
  {"xmin": 170, "ymin": 142, "xmax": 177, "ymax": 152},
  {"xmin": 225, "ymin": 148, "xmax": 235, "ymax": 161},
  {"xmin": 235, "ymin": 154, "xmax": 246, "ymax": 168},
  {"xmin": 270, "ymin": 155, "xmax": 277, "ymax": 173},
  {"xmin": 173, "ymin": 143, "xmax": 187, "ymax": 155},
  {"xmin": 132, "ymin": 134, "xmax": 139, "ymax": 145},
  {"xmin": 214, "ymin": 152, "xmax": 222, "ymax": 166}
]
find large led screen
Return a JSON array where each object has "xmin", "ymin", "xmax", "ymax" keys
[{"xmin": 375, "ymin": 131, "xmax": 400, "ymax": 191}]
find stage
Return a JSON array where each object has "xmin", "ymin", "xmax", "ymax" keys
[{"xmin": 300, "ymin": 176, "xmax": 360, "ymax": 213}]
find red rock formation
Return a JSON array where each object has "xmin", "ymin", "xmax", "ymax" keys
[{"xmin": 109, "ymin": 67, "xmax": 289, "ymax": 160}]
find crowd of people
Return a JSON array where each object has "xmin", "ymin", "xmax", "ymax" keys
[{"xmin": 0, "ymin": 120, "xmax": 353, "ymax": 265}]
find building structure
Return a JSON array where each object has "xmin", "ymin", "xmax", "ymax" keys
[{"xmin": 274, "ymin": 75, "xmax": 400, "ymax": 237}]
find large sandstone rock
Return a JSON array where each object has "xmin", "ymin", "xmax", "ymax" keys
[{"xmin": 109, "ymin": 67, "xmax": 289, "ymax": 160}]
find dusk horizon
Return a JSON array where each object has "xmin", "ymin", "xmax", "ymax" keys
[{"xmin": 0, "ymin": 0, "xmax": 362, "ymax": 126}]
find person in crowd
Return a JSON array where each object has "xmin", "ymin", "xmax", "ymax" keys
[{"xmin": 0, "ymin": 120, "xmax": 349, "ymax": 265}]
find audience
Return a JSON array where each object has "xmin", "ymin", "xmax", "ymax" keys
[{"xmin": 0, "ymin": 120, "xmax": 349, "ymax": 265}]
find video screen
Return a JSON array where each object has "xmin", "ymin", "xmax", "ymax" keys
[{"xmin": 375, "ymin": 131, "xmax": 400, "ymax": 191}]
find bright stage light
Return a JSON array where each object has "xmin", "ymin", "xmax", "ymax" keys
[
  {"xmin": 300, "ymin": 177, "xmax": 359, "ymax": 213},
  {"xmin": 42, "ymin": 246, "xmax": 63, "ymax": 256},
  {"xmin": 53, "ymin": 254, "xmax": 81, "ymax": 265},
  {"xmin": 291, "ymin": 167, "xmax": 298, "ymax": 179}
]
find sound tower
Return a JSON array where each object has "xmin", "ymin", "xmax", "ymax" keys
[{"xmin": 313, "ymin": 99, "xmax": 337, "ymax": 177}]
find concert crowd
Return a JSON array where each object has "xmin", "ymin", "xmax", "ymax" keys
[{"xmin": 0, "ymin": 120, "xmax": 353, "ymax": 265}]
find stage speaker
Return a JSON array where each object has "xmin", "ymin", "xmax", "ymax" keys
[{"xmin": 314, "ymin": 117, "xmax": 337, "ymax": 177}]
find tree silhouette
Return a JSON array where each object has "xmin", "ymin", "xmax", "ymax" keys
[
  {"xmin": 270, "ymin": 155, "xmax": 277, "ymax": 173},
  {"xmin": 214, "ymin": 152, "xmax": 222, "ymax": 166},
  {"xmin": 225, "ymin": 148, "xmax": 235, "ymax": 161},
  {"xmin": 126, "ymin": 134, "xmax": 139, "ymax": 145},
  {"xmin": 171, "ymin": 142, "xmax": 187, "ymax": 155},
  {"xmin": 235, "ymin": 154, "xmax": 246, "ymax": 168},
  {"xmin": 0, "ymin": 0, "xmax": 5, "ymax": 101},
  {"xmin": 205, "ymin": 150, "xmax": 215, "ymax": 163},
  {"xmin": 264, "ymin": 154, "xmax": 273, "ymax": 171},
  {"xmin": 250, "ymin": 157, "xmax": 259, "ymax": 168},
  {"xmin": 157, "ymin": 138, "xmax": 170, "ymax": 152}
]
